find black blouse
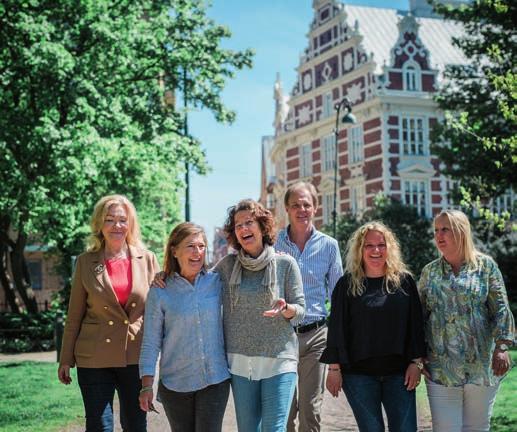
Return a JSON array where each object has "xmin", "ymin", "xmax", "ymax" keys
[{"xmin": 321, "ymin": 273, "xmax": 426, "ymax": 375}]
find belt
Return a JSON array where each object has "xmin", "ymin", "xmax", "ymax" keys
[{"xmin": 294, "ymin": 318, "xmax": 326, "ymax": 334}]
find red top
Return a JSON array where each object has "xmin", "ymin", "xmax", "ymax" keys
[{"xmin": 105, "ymin": 258, "xmax": 132, "ymax": 307}]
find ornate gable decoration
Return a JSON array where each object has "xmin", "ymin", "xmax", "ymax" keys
[{"xmin": 391, "ymin": 15, "xmax": 430, "ymax": 70}]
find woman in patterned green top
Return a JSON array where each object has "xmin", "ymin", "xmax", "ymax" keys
[{"xmin": 418, "ymin": 209, "xmax": 515, "ymax": 431}]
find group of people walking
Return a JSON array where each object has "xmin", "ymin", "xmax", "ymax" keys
[{"xmin": 58, "ymin": 181, "xmax": 514, "ymax": 432}]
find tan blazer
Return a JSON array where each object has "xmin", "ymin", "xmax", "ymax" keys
[{"xmin": 59, "ymin": 245, "xmax": 159, "ymax": 368}]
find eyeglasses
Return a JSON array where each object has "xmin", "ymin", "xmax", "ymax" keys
[
  {"xmin": 364, "ymin": 244, "xmax": 387, "ymax": 251},
  {"xmin": 235, "ymin": 219, "xmax": 256, "ymax": 231}
]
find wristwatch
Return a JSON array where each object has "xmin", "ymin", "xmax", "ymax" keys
[
  {"xmin": 412, "ymin": 359, "xmax": 424, "ymax": 371},
  {"xmin": 496, "ymin": 343, "xmax": 509, "ymax": 352}
]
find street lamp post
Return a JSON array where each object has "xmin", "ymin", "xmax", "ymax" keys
[
  {"xmin": 332, "ymin": 97, "xmax": 356, "ymax": 239},
  {"xmin": 183, "ymin": 67, "xmax": 191, "ymax": 222}
]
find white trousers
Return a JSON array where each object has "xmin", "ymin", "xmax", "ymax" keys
[{"xmin": 426, "ymin": 379, "xmax": 499, "ymax": 432}]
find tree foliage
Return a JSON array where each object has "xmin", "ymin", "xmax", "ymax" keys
[
  {"xmin": 0, "ymin": 0, "xmax": 253, "ymax": 312},
  {"xmin": 430, "ymin": 0, "xmax": 516, "ymax": 224},
  {"xmin": 326, "ymin": 196, "xmax": 436, "ymax": 277}
]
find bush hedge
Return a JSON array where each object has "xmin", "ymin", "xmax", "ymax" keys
[{"xmin": 0, "ymin": 311, "xmax": 57, "ymax": 353}]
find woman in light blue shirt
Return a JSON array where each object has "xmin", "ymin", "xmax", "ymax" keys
[{"xmin": 139, "ymin": 222, "xmax": 230, "ymax": 432}]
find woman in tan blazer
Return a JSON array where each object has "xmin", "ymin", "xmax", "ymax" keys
[{"xmin": 58, "ymin": 194, "xmax": 159, "ymax": 432}]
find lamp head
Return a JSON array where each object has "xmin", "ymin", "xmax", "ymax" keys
[{"xmin": 341, "ymin": 111, "xmax": 357, "ymax": 124}]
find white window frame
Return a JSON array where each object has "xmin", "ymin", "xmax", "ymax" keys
[
  {"xmin": 492, "ymin": 189, "xmax": 515, "ymax": 216},
  {"xmin": 402, "ymin": 179, "xmax": 429, "ymax": 217},
  {"xmin": 322, "ymin": 193, "xmax": 334, "ymax": 225},
  {"xmin": 350, "ymin": 183, "xmax": 365, "ymax": 215},
  {"xmin": 322, "ymin": 134, "xmax": 336, "ymax": 172},
  {"xmin": 349, "ymin": 125, "xmax": 364, "ymax": 164},
  {"xmin": 400, "ymin": 116, "xmax": 427, "ymax": 156},
  {"xmin": 403, "ymin": 62, "xmax": 421, "ymax": 91},
  {"xmin": 322, "ymin": 92, "xmax": 333, "ymax": 119},
  {"xmin": 300, "ymin": 143, "xmax": 312, "ymax": 178}
]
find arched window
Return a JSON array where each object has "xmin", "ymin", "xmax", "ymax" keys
[{"xmin": 403, "ymin": 63, "xmax": 421, "ymax": 91}]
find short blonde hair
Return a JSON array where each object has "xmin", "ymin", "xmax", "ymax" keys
[
  {"xmin": 345, "ymin": 221, "xmax": 410, "ymax": 297},
  {"xmin": 163, "ymin": 222, "xmax": 207, "ymax": 277},
  {"xmin": 87, "ymin": 195, "xmax": 143, "ymax": 252},
  {"xmin": 434, "ymin": 209, "xmax": 478, "ymax": 266}
]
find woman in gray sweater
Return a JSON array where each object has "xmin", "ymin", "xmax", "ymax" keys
[{"xmin": 216, "ymin": 199, "xmax": 305, "ymax": 432}]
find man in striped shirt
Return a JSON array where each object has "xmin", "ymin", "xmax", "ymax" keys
[{"xmin": 276, "ymin": 181, "xmax": 343, "ymax": 432}]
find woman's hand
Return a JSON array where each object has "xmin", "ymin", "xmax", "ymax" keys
[
  {"xmin": 263, "ymin": 298, "xmax": 295, "ymax": 319},
  {"xmin": 404, "ymin": 362, "xmax": 422, "ymax": 391},
  {"xmin": 139, "ymin": 388, "xmax": 155, "ymax": 412},
  {"xmin": 58, "ymin": 364, "xmax": 72, "ymax": 385},
  {"xmin": 151, "ymin": 271, "xmax": 166, "ymax": 289},
  {"xmin": 326, "ymin": 365, "xmax": 342, "ymax": 397},
  {"xmin": 492, "ymin": 348, "xmax": 511, "ymax": 376}
]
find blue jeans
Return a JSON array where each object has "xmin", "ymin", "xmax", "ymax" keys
[
  {"xmin": 77, "ymin": 365, "xmax": 146, "ymax": 432},
  {"xmin": 342, "ymin": 373, "xmax": 416, "ymax": 432},
  {"xmin": 231, "ymin": 372, "xmax": 297, "ymax": 432}
]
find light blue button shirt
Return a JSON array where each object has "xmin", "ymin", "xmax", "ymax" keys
[
  {"xmin": 275, "ymin": 227, "xmax": 343, "ymax": 326},
  {"xmin": 139, "ymin": 270, "xmax": 229, "ymax": 392}
]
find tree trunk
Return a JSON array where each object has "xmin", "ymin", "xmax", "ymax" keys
[
  {"xmin": 11, "ymin": 229, "xmax": 39, "ymax": 313},
  {"xmin": 0, "ymin": 215, "xmax": 22, "ymax": 313},
  {"xmin": 0, "ymin": 238, "xmax": 21, "ymax": 313}
]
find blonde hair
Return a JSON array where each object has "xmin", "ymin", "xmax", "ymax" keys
[
  {"xmin": 434, "ymin": 209, "xmax": 478, "ymax": 266},
  {"xmin": 87, "ymin": 195, "xmax": 143, "ymax": 252},
  {"xmin": 345, "ymin": 221, "xmax": 411, "ymax": 297},
  {"xmin": 163, "ymin": 222, "xmax": 207, "ymax": 277}
]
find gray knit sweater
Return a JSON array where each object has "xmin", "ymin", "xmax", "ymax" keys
[{"xmin": 215, "ymin": 253, "xmax": 305, "ymax": 360}]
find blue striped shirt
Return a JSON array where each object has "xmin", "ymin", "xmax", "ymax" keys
[
  {"xmin": 139, "ymin": 270, "xmax": 229, "ymax": 392},
  {"xmin": 275, "ymin": 227, "xmax": 343, "ymax": 326}
]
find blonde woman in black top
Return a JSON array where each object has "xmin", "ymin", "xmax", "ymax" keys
[{"xmin": 321, "ymin": 221, "xmax": 426, "ymax": 432}]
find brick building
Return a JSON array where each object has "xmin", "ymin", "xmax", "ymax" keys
[{"xmin": 263, "ymin": 0, "xmax": 470, "ymax": 229}]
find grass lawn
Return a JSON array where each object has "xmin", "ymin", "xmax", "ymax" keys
[
  {"xmin": 491, "ymin": 349, "xmax": 517, "ymax": 431},
  {"xmin": 0, "ymin": 361, "xmax": 83, "ymax": 432}
]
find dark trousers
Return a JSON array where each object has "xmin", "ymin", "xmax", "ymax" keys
[
  {"xmin": 158, "ymin": 379, "xmax": 230, "ymax": 432},
  {"xmin": 77, "ymin": 365, "xmax": 146, "ymax": 432},
  {"xmin": 342, "ymin": 373, "xmax": 417, "ymax": 432}
]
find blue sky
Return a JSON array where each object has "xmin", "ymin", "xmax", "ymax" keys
[{"xmin": 189, "ymin": 0, "xmax": 408, "ymax": 245}]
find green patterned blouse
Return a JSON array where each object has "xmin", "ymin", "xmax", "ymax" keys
[{"xmin": 418, "ymin": 254, "xmax": 515, "ymax": 387}]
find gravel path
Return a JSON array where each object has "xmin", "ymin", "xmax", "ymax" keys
[{"xmin": 0, "ymin": 351, "xmax": 432, "ymax": 431}]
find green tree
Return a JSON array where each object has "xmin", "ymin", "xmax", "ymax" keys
[
  {"xmin": 0, "ymin": 0, "xmax": 253, "ymax": 312},
  {"xmin": 327, "ymin": 196, "xmax": 436, "ymax": 277},
  {"xmin": 430, "ymin": 0, "xmax": 516, "ymax": 225}
]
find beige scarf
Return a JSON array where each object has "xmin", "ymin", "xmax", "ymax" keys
[{"xmin": 228, "ymin": 245, "xmax": 277, "ymax": 311}]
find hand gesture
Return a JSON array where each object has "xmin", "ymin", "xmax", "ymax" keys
[{"xmin": 263, "ymin": 298, "xmax": 287, "ymax": 317}]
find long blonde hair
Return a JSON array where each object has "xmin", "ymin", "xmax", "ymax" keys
[
  {"xmin": 87, "ymin": 195, "xmax": 143, "ymax": 252},
  {"xmin": 434, "ymin": 209, "xmax": 479, "ymax": 267},
  {"xmin": 345, "ymin": 221, "xmax": 410, "ymax": 297}
]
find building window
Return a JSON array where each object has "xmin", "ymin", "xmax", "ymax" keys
[
  {"xmin": 322, "ymin": 193, "xmax": 334, "ymax": 225},
  {"xmin": 403, "ymin": 63, "xmax": 420, "ymax": 91},
  {"xmin": 266, "ymin": 193, "xmax": 276, "ymax": 209},
  {"xmin": 492, "ymin": 189, "xmax": 515, "ymax": 216},
  {"xmin": 322, "ymin": 92, "xmax": 333, "ymax": 119},
  {"xmin": 401, "ymin": 117, "xmax": 426, "ymax": 155},
  {"xmin": 403, "ymin": 180, "xmax": 428, "ymax": 217},
  {"xmin": 349, "ymin": 125, "xmax": 364, "ymax": 164},
  {"xmin": 322, "ymin": 134, "xmax": 336, "ymax": 172},
  {"xmin": 350, "ymin": 184, "xmax": 365, "ymax": 214},
  {"xmin": 300, "ymin": 143, "xmax": 312, "ymax": 177},
  {"xmin": 27, "ymin": 260, "xmax": 43, "ymax": 290}
]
